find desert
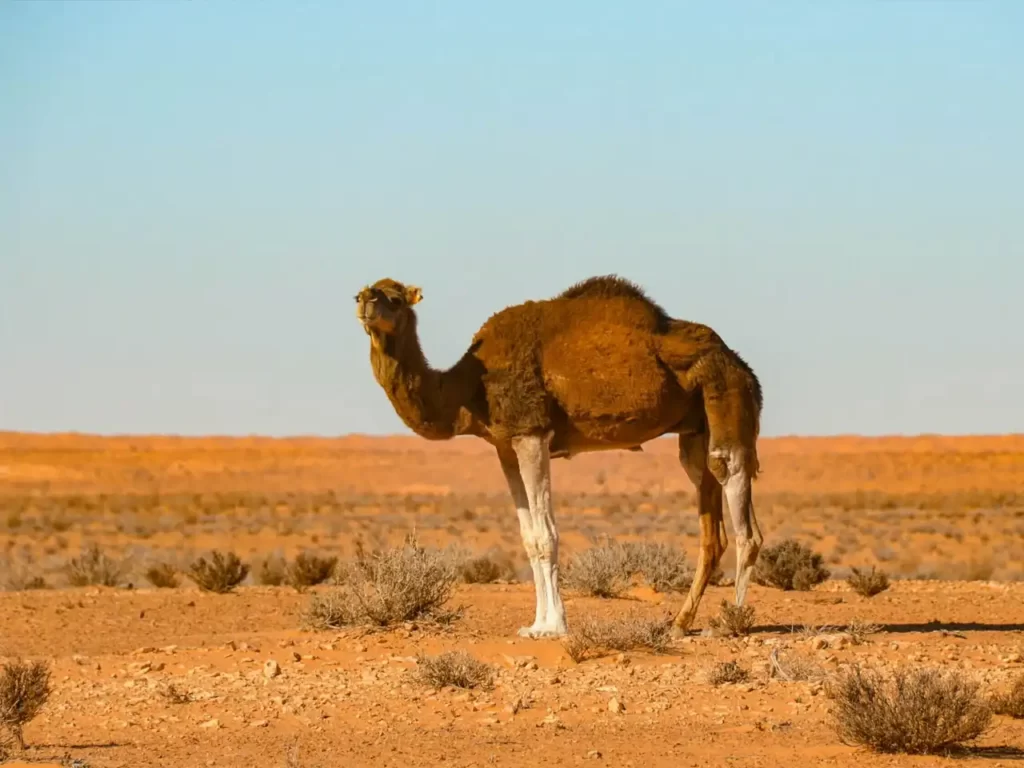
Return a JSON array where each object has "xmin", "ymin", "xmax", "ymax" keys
[{"xmin": 2, "ymin": 432, "xmax": 1024, "ymax": 767}]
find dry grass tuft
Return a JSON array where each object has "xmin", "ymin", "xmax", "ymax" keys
[
  {"xmin": 707, "ymin": 600, "xmax": 756, "ymax": 637},
  {"xmin": 188, "ymin": 551, "xmax": 250, "ymax": 593},
  {"xmin": 303, "ymin": 534, "xmax": 460, "ymax": 629},
  {"xmin": 416, "ymin": 651, "xmax": 494, "ymax": 690},
  {"xmin": 829, "ymin": 665, "xmax": 991, "ymax": 754},
  {"xmin": 708, "ymin": 660, "xmax": 750, "ymax": 686},
  {"xmin": 562, "ymin": 613, "xmax": 672, "ymax": 662},
  {"xmin": 0, "ymin": 658, "xmax": 52, "ymax": 750},
  {"xmin": 768, "ymin": 647, "xmax": 825, "ymax": 682},
  {"xmin": 458, "ymin": 549, "xmax": 517, "ymax": 584},
  {"xmin": 563, "ymin": 540, "xmax": 692, "ymax": 598},
  {"xmin": 286, "ymin": 552, "xmax": 338, "ymax": 590},
  {"xmin": 65, "ymin": 544, "xmax": 124, "ymax": 587},
  {"xmin": 847, "ymin": 618, "xmax": 883, "ymax": 645},
  {"xmin": 992, "ymin": 675, "xmax": 1024, "ymax": 719},
  {"xmin": 145, "ymin": 563, "xmax": 180, "ymax": 589},
  {"xmin": 621, "ymin": 541, "xmax": 693, "ymax": 592},
  {"xmin": 753, "ymin": 539, "xmax": 830, "ymax": 591},
  {"xmin": 848, "ymin": 566, "xmax": 890, "ymax": 597}
]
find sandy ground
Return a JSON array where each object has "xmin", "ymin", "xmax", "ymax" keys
[{"xmin": 2, "ymin": 433, "xmax": 1024, "ymax": 766}]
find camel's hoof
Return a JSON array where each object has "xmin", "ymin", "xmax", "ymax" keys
[
  {"xmin": 517, "ymin": 625, "xmax": 568, "ymax": 639},
  {"xmin": 669, "ymin": 624, "xmax": 691, "ymax": 640}
]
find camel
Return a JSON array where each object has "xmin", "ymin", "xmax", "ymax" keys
[{"xmin": 355, "ymin": 275, "xmax": 763, "ymax": 638}]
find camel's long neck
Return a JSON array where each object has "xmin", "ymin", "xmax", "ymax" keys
[{"xmin": 369, "ymin": 316, "xmax": 473, "ymax": 440}]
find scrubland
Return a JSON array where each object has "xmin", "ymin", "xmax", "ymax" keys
[{"xmin": 1, "ymin": 432, "xmax": 1024, "ymax": 767}]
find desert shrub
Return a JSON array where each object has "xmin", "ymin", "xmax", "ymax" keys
[
  {"xmin": 287, "ymin": 552, "xmax": 338, "ymax": 590},
  {"xmin": 188, "ymin": 551, "xmax": 249, "ymax": 593},
  {"xmin": 562, "ymin": 613, "xmax": 672, "ymax": 662},
  {"xmin": 620, "ymin": 541, "xmax": 693, "ymax": 592},
  {"xmin": 303, "ymin": 534, "xmax": 459, "ymax": 629},
  {"xmin": 255, "ymin": 555, "xmax": 287, "ymax": 586},
  {"xmin": 65, "ymin": 544, "xmax": 124, "ymax": 587},
  {"xmin": 708, "ymin": 660, "xmax": 749, "ymax": 686},
  {"xmin": 847, "ymin": 618, "xmax": 882, "ymax": 644},
  {"xmin": 992, "ymin": 675, "xmax": 1024, "ymax": 719},
  {"xmin": 145, "ymin": 563, "xmax": 179, "ymax": 589},
  {"xmin": 707, "ymin": 600, "xmax": 756, "ymax": 637},
  {"xmin": 563, "ymin": 544, "xmax": 630, "ymax": 598},
  {"xmin": 848, "ymin": 566, "xmax": 890, "ymax": 597},
  {"xmin": 829, "ymin": 665, "xmax": 991, "ymax": 754},
  {"xmin": 458, "ymin": 549, "xmax": 517, "ymax": 584},
  {"xmin": 564, "ymin": 540, "xmax": 692, "ymax": 598},
  {"xmin": 3, "ymin": 572, "xmax": 49, "ymax": 592},
  {"xmin": 0, "ymin": 658, "xmax": 52, "ymax": 749},
  {"xmin": 416, "ymin": 651, "xmax": 493, "ymax": 690},
  {"xmin": 753, "ymin": 539, "xmax": 830, "ymax": 591},
  {"xmin": 768, "ymin": 648, "xmax": 825, "ymax": 682}
]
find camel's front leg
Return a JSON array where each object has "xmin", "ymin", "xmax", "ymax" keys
[
  {"xmin": 507, "ymin": 434, "xmax": 567, "ymax": 638},
  {"xmin": 498, "ymin": 447, "xmax": 548, "ymax": 635}
]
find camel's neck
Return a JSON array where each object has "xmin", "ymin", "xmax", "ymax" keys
[{"xmin": 368, "ymin": 316, "xmax": 476, "ymax": 440}]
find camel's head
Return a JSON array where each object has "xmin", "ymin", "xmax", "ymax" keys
[{"xmin": 355, "ymin": 278, "xmax": 423, "ymax": 336}]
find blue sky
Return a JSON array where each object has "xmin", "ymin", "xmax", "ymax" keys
[{"xmin": 1, "ymin": 2, "xmax": 1021, "ymax": 437}]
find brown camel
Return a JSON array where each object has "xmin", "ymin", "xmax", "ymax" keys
[{"xmin": 355, "ymin": 275, "xmax": 763, "ymax": 638}]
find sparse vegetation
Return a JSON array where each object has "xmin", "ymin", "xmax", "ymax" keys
[
  {"xmin": 303, "ymin": 534, "xmax": 460, "ymax": 629},
  {"xmin": 145, "ymin": 563, "xmax": 180, "ymax": 589},
  {"xmin": 415, "ymin": 651, "xmax": 493, "ymax": 690},
  {"xmin": 829, "ymin": 664, "xmax": 991, "ymax": 754},
  {"xmin": 286, "ymin": 552, "xmax": 338, "ymax": 590},
  {"xmin": 708, "ymin": 660, "xmax": 750, "ymax": 686},
  {"xmin": 65, "ymin": 544, "xmax": 124, "ymax": 587},
  {"xmin": 753, "ymin": 539, "xmax": 830, "ymax": 591},
  {"xmin": 992, "ymin": 675, "xmax": 1024, "ymax": 719},
  {"xmin": 563, "ymin": 540, "xmax": 692, "ymax": 598},
  {"xmin": 768, "ymin": 647, "xmax": 825, "ymax": 682},
  {"xmin": 458, "ymin": 549, "xmax": 517, "ymax": 584},
  {"xmin": 562, "ymin": 613, "xmax": 672, "ymax": 662},
  {"xmin": 848, "ymin": 566, "xmax": 890, "ymax": 597},
  {"xmin": 0, "ymin": 658, "xmax": 52, "ymax": 750},
  {"xmin": 188, "ymin": 551, "xmax": 250, "ymax": 593},
  {"xmin": 619, "ymin": 541, "xmax": 693, "ymax": 592},
  {"xmin": 707, "ymin": 600, "xmax": 756, "ymax": 637}
]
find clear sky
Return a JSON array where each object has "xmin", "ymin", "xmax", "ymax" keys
[{"xmin": 1, "ymin": 2, "xmax": 1021, "ymax": 438}]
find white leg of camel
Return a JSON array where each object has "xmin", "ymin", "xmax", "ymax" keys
[
  {"xmin": 512, "ymin": 433, "xmax": 567, "ymax": 637},
  {"xmin": 712, "ymin": 446, "xmax": 763, "ymax": 607},
  {"xmin": 498, "ymin": 451, "xmax": 547, "ymax": 632}
]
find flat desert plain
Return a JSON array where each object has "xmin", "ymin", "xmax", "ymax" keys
[{"xmin": 2, "ymin": 432, "xmax": 1024, "ymax": 767}]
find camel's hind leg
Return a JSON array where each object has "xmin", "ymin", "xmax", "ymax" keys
[
  {"xmin": 672, "ymin": 432, "xmax": 727, "ymax": 635},
  {"xmin": 701, "ymin": 364, "xmax": 763, "ymax": 608}
]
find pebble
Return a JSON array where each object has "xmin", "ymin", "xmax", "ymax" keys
[
  {"xmin": 264, "ymin": 660, "xmax": 281, "ymax": 679},
  {"xmin": 608, "ymin": 697, "xmax": 624, "ymax": 714},
  {"xmin": 199, "ymin": 718, "xmax": 220, "ymax": 729}
]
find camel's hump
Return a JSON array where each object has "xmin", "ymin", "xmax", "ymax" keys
[{"xmin": 556, "ymin": 275, "xmax": 672, "ymax": 331}]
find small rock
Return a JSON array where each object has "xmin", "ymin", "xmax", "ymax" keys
[
  {"xmin": 811, "ymin": 637, "xmax": 828, "ymax": 651},
  {"xmin": 608, "ymin": 697, "xmax": 624, "ymax": 714},
  {"xmin": 292, "ymin": 651, "xmax": 302, "ymax": 662},
  {"xmin": 587, "ymin": 750, "xmax": 603, "ymax": 759},
  {"xmin": 249, "ymin": 719, "xmax": 269, "ymax": 728},
  {"xmin": 199, "ymin": 718, "xmax": 220, "ymax": 729},
  {"xmin": 264, "ymin": 660, "xmax": 281, "ymax": 679}
]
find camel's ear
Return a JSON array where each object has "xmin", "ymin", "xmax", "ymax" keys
[{"xmin": 404, "ymin": 285, "xmax": 423, "ymax": 306}]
